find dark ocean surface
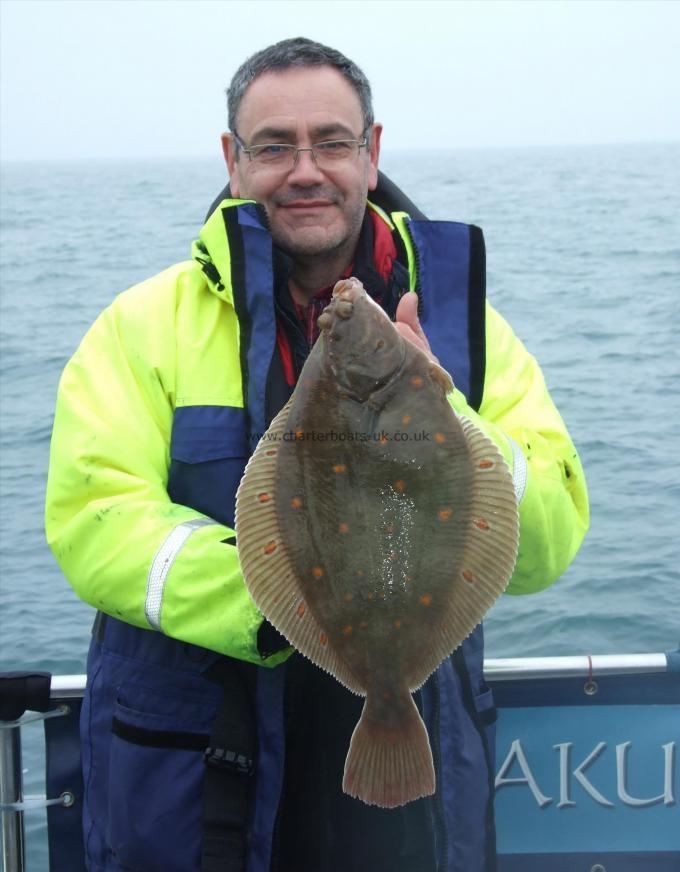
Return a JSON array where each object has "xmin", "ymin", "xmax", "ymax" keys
[{"xmin": 1, "ymin": 144, "xmax": 679, "ymax": 867}]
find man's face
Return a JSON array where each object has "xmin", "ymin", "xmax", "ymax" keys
[{"xmin": 223, "ymin": 66, "xmax": 382, "ymax": 262}]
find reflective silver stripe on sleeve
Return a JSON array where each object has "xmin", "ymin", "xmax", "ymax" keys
[
  {"xmin": 506, "ymin": 436, "xmax": 528, "ymax": 504},
  {"xmin": 145, "ymin": 518, "xmax": 219, "ymax": 631}
]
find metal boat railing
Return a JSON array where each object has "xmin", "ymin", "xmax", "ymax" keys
[{"xmin": 1, "ymin": 652, "xmax": 678, "ymax": 872}]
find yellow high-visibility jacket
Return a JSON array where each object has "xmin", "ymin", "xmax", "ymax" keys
[{"xmin": 45, "ymin": 200, "xmax": 589, "ymax": 664}]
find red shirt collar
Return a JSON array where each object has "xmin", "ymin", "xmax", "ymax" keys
[{"xmin": 291, "ymin": 209, "xmax": 397, "ymax": 345}]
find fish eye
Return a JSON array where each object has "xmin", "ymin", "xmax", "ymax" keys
[{"xmin": 336, "ymin": 300, "xmax": 354, "ymax": 319}]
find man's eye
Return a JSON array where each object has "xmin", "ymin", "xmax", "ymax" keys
[
  {"xmin": 258, "ymin": 144, "xmax": 289, "ymax": 156},
  {"xmin": 316, "ymin": 140, "xmax": 351, "ymax": 153}
]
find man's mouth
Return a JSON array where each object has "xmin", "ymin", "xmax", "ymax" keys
[
  {"xmin": 275, "ymin": 189, "xmax": 340, "ymax": 210},
  {"xmin": 279, "ymin": 200, "xmax": 335, "ymax": 209}
]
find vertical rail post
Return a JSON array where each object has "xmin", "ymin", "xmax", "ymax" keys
[{"xmin": 0, "ymin": 722, "xmax": 25, "ymax": 872}]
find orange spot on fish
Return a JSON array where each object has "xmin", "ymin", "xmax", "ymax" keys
[
  {"xmin": 434, "ymin": 432, "xmax": 446, "ymax": 444},
  {"xmin": 344, "ymin": 593, "xmax": 354, "ymax": 603},
  {"xmin": 404, "ymin": 574, "xmax": 412, "ymax": 583},
  {"xmin": 291, "ymin": 497, "xmax": 303, "ymax": 509},
  {"xmin": 393, "ymin": 619, "xmax": 402, "ymax": 629},
  {"xmin": 312, "ymin": 566, "xmax": 324, "ymax": 579},
  {"xmin": 384, "ymin": 522, "xmax": 395, "ymax": 534},
  {"xmin": 265, "ymin": 449, "xmax": 277, "ymax": 457},
  {"xmin": 294, "ymin": 427, "xmax": 304, "ymax": 441},
  {"xmin": 389, "ymin": 551, "xmax": 397, "ymax": 561},
  {"xmin": 342, "ymin": 625, "xmax": 353, "ymax": 636},
  {"xmin": 356, "ymin": 569, "xmax": 364, "ymax": 578},
  {"xmin": 333, "ymin": 464, "xmax": 347, "ymax": 474},
  {"xmin": 297, "ymin": 602, "xmax": 306, "ymax": 618},
  {"xmin": 338, "ymin": 522, "xmax": 350, "ymax": 534},
  {"xmin": 379, "ymin": 435, "xmax": 388, "ymax": 445},
  {"xmin": 410, "ymin": 376, "xmax": 424, "ymax": 387},
  {"xmin": 420, "ymin": 594, "xmax": 433, "ymax": 606},
  {"xmin": 366, "ymin": 592, "xmax": 374, "ymax": 601},
  {"xmin": 319, "ymin": 633, "xmax": 328, "ymax": 646},
  {"xmin": 258, "ymin": 492, "xmax": 271, "ymax": 503},
  {"xmin": 475, "ymin": 518, "xmax": 490, "ymax": 531},
  {"xmin": 263, "ymin": 540, "xmax": 277, "ymax": 555},
  {"xmin": 462, "ymin": 570, "xmax": 475, "ymax": 583},
  {"xmin": 394, "ymin": 479, "xmax": 407, "ymax": 493},
  {"xmin": 479, "ymin": 460, "xmax": 494, "ymax": 469},
  {"xmin": 438, "ymin": 507, "xmax": 453, "ymax": 522},
  {"xmin": 402, "ymin": 415, "xmax": 412, "ymax": 426}
]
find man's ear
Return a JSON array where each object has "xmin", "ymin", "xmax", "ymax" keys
[
  {"xmin": 367, "ymin": 123, "xmax": 383, "ymax": 192},
  {"xmin": 221, "ymin": 133, "xmax": 241, "ymax": 197}
]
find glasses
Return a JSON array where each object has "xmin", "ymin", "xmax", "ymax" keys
[{"xmin": 233, "ymin": 133, "xmax": 368, "ymax": 171}]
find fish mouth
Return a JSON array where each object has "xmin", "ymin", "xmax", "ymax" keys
[
  {"xmin": 317, "ymin": 279, "xmax": 364, "ymax": 332},
  {"xmin": 332, "ymin": 277, "xmax": 364, "ymax": 303}
]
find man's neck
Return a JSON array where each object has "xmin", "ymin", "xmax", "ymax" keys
[
  {"xmin": 287, "ymin": 243, "xmax": 357, "ymax": 307},
  {"xmin": 288, "ymin": 270, "xmax": 341, "ymax": 307}
]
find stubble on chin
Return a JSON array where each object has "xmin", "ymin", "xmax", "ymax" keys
[
  {"xmin": 271, "ymin": 225, "xmax": 348, "ymax": 260},
  {"xmin": 269, "ymin": 200, "xmax": 366, "ymax": 263}
]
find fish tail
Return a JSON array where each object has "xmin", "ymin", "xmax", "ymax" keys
[{"xmin": 342, "ymin": 690, "xmax": 435, "ymax": 808}]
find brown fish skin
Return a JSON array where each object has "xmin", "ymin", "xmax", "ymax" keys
[
  {"xmin": 277, "ymin": 280, "xmax": 470, "ymax": 690},
  {"xmin": 235, "ymin": 277, "xmax": 519, "ymax": 808},
  {"xmin": 276, "ymin": 279, "xmax": 461, "ymax": 805}
]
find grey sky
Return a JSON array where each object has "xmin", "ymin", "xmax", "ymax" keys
[{"xmin": 1, "ymin": 0, "xmax": 679, "ymax": 161}]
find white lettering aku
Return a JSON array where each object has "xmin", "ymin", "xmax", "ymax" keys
[{"xmin": 495, "ymin": 739, "xmax": 676, "ymax": 808}]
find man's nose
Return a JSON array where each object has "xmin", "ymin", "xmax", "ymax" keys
[{"xmin": 287, "ymin": 147, "xmax": 326, "ymax": 184}]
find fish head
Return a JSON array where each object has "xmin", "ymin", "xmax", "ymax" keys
[{"xmin": 316, "ymin": 278, "xmax": 406, "ymax": 401}]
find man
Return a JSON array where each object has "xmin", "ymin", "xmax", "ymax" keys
[{"xmin": 46, "ymin": 37, "xmax": 588, "ymax": 872}]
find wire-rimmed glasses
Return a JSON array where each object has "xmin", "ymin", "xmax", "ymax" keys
[{"xmin": 233, "ymin": 133, "xmax": 368, "ymax": 171}]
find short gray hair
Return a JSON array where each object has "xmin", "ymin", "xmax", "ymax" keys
[{"xmin": 227, "ymin": 37, "xmax": 374, "ymax": 139}]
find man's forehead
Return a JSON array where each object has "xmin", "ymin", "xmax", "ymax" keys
[{"xmin": 235, "ymin": 65, "xmax": 364, "ymax": 138}]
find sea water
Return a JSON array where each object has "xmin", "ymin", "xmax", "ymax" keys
[{"xmin": 1, "ymin": 143, "xmax": 679, "ymax": 868}]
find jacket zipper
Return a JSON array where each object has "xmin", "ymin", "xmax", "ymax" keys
[{"xmin": 404, "ymin": 218, "xmax": 449, "ymax": 870}]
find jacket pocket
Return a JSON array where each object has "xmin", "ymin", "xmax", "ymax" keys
[
  {"xmin": 472, "ymin": 687, "xmax": 497, "ymax": 727},
  {"xmin": 107, "ymin": 682, "xmax": 219, "ymax": 872},
  {"xmin": 472, "ymin": 686, "xmax": 498, "ymax": 780},
  {"xmin": 168, "ymin": 405, "xmax": 249, "ymax": 528}
]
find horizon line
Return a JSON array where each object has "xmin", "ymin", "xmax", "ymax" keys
[{"xmin": 1, "ymin": 138, "xmax": 679, "ymax": 166}]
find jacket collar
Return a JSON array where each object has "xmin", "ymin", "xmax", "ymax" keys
[{"xmin": 191, "ymin": 198, "xmax": 401, "ymax": 308}]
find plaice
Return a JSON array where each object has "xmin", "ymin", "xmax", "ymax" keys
[{"xmin": 235, "ymin": 278, "xmax": 519, "ymax": 808}]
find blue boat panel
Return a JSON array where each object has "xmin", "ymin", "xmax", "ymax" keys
[
  {"xmin": 491, "ymin": 671, "xmax": 680, "ymax": 707},
  {"xmin": 494, "ymin": 702, "xmax": 679, "ymax": 855},
  {"xmin": 499, "ymin": 851, "xmax": 680, "ymax": 871}
]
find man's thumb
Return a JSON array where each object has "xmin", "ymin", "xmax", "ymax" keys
[{"xmin": 395, "ymin": 291, "xmax": 423, "ymax": 337}]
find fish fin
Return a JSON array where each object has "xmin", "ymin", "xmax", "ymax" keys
[
  {"xmin": 406, "ymin": 415, "xmax": 519, "ymax": 690},
  {"xmin": 236, "ymin": 400, "xmax": 365, "ymax": 696},
  {"xmin": 428, "ymin": 362, "xmax": 454, "ymax": 395},
  {"xmin": 343, "ymin": 690, "xmax": 435, "ymax": 808}
]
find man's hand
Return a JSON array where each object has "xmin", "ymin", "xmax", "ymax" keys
[{"xmin": 394, "ymin": 292, "xmax": 439, "ymax": 364}]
